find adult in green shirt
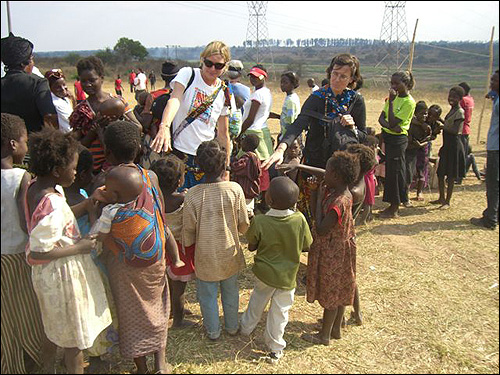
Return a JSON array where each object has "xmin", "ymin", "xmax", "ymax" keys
[{"xmin": 378, "ymin": 71, "xmax": 416, "ymax": 218}]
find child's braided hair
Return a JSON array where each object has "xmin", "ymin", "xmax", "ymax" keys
[{"xmin": 196, "ymin": 140, "xmax": 227, "ymax": 176}]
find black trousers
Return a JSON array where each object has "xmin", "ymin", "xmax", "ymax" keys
[{"xmin": 383, "ymin": 132, "xmax": 409, "ymax": 205}]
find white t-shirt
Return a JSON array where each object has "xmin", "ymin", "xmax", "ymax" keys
[
  {"xmin": 1, "ymin": 168, "xmax": 29, "ymax": 255},
  {"xmin": 134, "ymin": 72, "xmax": 147, "ymax": 90},
  {"xmin": 170, "ymin": 67, "xmax": 233, "ymax": 156},
  {"xmin": 51, "ymin": 93, "xmax": 73, "ymax": 133},
  {"xmin": 241, "ymin": 86, "xmax": 272, "ymax": 131}
]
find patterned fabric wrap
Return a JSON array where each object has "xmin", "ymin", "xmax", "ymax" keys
[{"xmin": 104, "ymin": 165, "xmax": 166, "ymax": 267}]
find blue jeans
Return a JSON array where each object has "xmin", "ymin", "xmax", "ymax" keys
[
  {"xmin": 483, "ymin": 150, "xmax": 499, "ymax": 227},
  {"xmin": 196, "ymin": 274, "xmax": 240, "ymax": 339}
]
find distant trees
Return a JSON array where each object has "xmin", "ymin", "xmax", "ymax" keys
[{"xmin": 113, "ymin": 37, "xmax": 148, "ymax": 62}]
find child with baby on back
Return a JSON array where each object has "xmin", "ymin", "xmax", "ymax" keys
[{"xmin": 92, "ymin": 120, "xmax": 181, "ymax": 374}]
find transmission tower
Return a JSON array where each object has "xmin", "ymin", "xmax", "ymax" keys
[
  {"xmin": 376, "ymin": 1, "xmax": 409, "ymax": 77},
  {"xmin": 244, "ymin": 1, "xmax": 275, "ymax": 77}
]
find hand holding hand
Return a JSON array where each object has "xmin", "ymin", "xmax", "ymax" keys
[
  {"xmin": 261, "ymin": 148, "xmax": 285, "ymax": 170},
  {"xmin": 275, "ymin": 163, "xmax": 298, "ymax": 175}
]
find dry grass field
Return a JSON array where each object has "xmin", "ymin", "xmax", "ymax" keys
[{"xmin": 45, "ymin": 77, "xmax": 499, "ymax": 374}]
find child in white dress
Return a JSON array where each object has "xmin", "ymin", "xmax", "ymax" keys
[{"xmin": 24, "ymin": 127, "xmax": 112, "ymax": 374}]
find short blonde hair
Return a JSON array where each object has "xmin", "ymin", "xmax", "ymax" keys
[{"xmin": 200, "ymin": 41, "xmax": 231, "ymax": 66}]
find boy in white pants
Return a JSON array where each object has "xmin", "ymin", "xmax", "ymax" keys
[{"xmin": 240, "ymin": 177, "xmax": 313, "ymax": 364}]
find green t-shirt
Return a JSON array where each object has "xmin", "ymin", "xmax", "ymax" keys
[
  {"xmin": 246, "ymin": 211, "xmax": 313, "ymax": 290},
  {"xmin": 382, "ymin": 95, "xmax": 416, "ymax": 135}
]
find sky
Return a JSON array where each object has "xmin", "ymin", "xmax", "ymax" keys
[{"xmin": 1, "ymin": 1, "xmax": 499, "ymax": 52}]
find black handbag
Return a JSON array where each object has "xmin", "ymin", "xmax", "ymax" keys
[{"xmin": 302, "ymin": 92, "xmax": 366, "ymax": 162}]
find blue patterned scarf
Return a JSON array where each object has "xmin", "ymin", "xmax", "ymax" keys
[{"xmin": 312, "ymin": 86, "xmax": 357, "ymax": 123}]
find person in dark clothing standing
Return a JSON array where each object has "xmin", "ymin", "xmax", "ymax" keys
[{"xmin": 1, "ymin": 33, "xmax": 57, "ymax": 133}]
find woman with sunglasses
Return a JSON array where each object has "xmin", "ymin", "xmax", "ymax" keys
[
  {"xmin": 44, "ymin": 69, "xmax": 75, "ymax": 134},
  {"xmin": 150, "ymin": 40, "xmax": 235, "ymax": 189}
]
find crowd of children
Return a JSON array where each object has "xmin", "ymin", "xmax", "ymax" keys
[{"xmin": 1, "ymin": 44, "xmax": 497, "ymax": 375}]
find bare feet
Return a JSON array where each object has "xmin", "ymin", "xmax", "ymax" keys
[
  {"xmin": 346, "ymin": 311, "xmax": 363, "ymax": 326},
  {"xmin": 379, "ymin": 208, "xmax": 398, "ymax": 219},
  {"xmin": 301, "ymin": 332, "xmax": 331, "ymax": 346},
  {"xmin": 430, "ymin": 199, "xmax": 445, "ymax": 205},
  {"xmin": 170, "ymin": 320, "xmax": 197, "ymax": 329},
  {"xmin": 439, "ymin": 203, "xmax": 450, "ymax": 210}
]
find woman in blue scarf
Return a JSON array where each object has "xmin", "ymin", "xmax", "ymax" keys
[{"xmin": 262, "ymin": 53, "xmax": 366, "ymax": 171}]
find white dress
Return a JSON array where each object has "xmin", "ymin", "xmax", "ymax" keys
[{"xmin": 25, "ymin": 185, "xmax": 112, "ymax": 350}]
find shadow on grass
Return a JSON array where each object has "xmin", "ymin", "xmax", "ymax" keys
[{"xmin": 366, "ymin": 219, "xmax": 473, "ymax": 236}]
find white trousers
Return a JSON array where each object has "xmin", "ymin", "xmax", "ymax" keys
[{"xmin": 240, "ymin": 277, "xmax": 295, "ymax": 352}]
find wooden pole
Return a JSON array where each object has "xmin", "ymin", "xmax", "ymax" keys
[
  {"xmin": 476, "ymin": 26, "xmax": 495, "ymax": 145},
  {"xmin": 408, "ymin": 19, "xmax": 419, "ymax": 73}
]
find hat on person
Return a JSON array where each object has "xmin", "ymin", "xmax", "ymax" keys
[
  {"xmin": 161, "ymin": 60, "xmax": 179, "ymax": 77},
  {"xmin": 248, "ymin": 66, "xmax": 268, "ymax": 80},
  {"xmin": 228, "ymin": 60, "xmax": 244, "ymax": 72},
  {"xmin": 0, "ymin": 32, "xmax": 34, "ymax": 68}
]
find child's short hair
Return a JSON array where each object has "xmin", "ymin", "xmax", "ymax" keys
[
  {"xmin": 392, "ymin": 71, "xmax": 415, "ymax": 90},
  {"xmin": 136, "ymin": 91, "xmax": 149, "ymax": 106},
  {"xmin": 268, "ymin": 176, "xmax": 299, "ymax": 210},
  {"xmin": 428, "ymin": 104, "xmax": 442, "ymax": 116},
  {"xmin": 327, "ymin": 151, "xmax": 360, "ymax": 187},
  {"xmin": 196, "ymin": 140, "xmax": 226, "ymax": 176},
  {"xmin": 1, "ymin": 113, "xmax": 26, "ymax": 146},
  {"xmin": 77, "ymin": 56, "xmax": 105, "ymax": 77},
  {"xmin": 363, "ymin": 135, "xmax": 380, "ymax": 149},
  {"xmin": 104, "ymin": 120, "xmax": 141, "ymax": 163},
  {"xmin": 241, "ymin": 134, "xmax": 260, "ymax": 153},
  {"xmin": 415, "ymin": 100, "xmax": 428, "ymax": 114},
  {"xmin": 458, "ymin": 82, "xmax": 471, "ymax": 95},
  {"xmin": 365, "ymin": 126, "xmax": 376, "ymax": 136},
  {"xmin": 346, "ymin": 143, "xmax": 377, "ymax": 176},
  {"xmin": 281, "ymin": 71, "xmax": 299, "ymax": 89},
  {"xmin": 76, "ymin": 145, "xmax": 93, "ymax": 175},
  {"xmin": 150, "ymin": 155, "xmax": 185, "ymax": 195},
  {"xmin": 28, "ymin": 127, "xmax": 79, "ymax": 177},
  {"xmin": 449, "ymin": 86, "xmax": 465, "ymax": 100},
  {"xmin": 100, "ymin": 97, "xmax": 126, "ymax": 118}
]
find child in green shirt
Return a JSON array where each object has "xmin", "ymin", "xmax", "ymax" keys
[{"xmin": 240, "ymin": 176, "xmax": 313, "ymax": 364}]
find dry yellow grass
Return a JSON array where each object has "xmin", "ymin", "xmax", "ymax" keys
[{"xmin": 45, "ymin": 77, "xmax": 498, "ymax": 374}]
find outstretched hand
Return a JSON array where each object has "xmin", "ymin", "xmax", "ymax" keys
[
  {"xmin": 261, "ymin": 149, "xmax": 285, "ymax": 171},
  {"xmin": 275, "ymin": 163, "xmax": 298, "ymax": 176},
  {"xmin": 150, "ymin": 125, "xmax": 172, "ymax": 154}
]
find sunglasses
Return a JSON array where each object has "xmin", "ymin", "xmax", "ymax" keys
[{"xmin": 203, "ymin": 58, "xmax": 226, "ymax": 70}]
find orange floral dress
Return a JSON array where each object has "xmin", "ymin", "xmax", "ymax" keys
[{"xmin": 306, "ymin": 190, "xmax": 357, "ymax": 309}]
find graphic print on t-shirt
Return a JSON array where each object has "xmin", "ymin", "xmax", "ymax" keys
[{"xmin": 190, "ymin": 88, "xmax": 212, "ymax": 125}]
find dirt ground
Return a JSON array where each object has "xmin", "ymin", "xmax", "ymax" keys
[{"xmin": 50, "ymin": 77, "xmax": 498, "ymax": 374}]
